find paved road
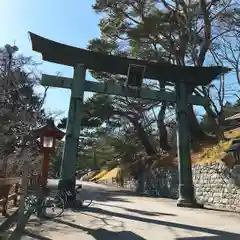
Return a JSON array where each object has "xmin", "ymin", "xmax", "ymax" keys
[
  {"xmin": 47, "ymin": 178, "xmax": 83, "ymax": 188},
  {"xmin": 22, "ymin": 181, "xmax": 240, "ymax": 240}
]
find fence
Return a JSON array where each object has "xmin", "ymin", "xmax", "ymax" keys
[
  {"xmin": 0, "ymin": 179, "xmax": 20, "ymax": 216},
  {"xmin": 28, "ymin": 174, "xmax": 41, "ymax": 187},
  {"xmin": 0, "ymin": 173, "xmax": 41, "ymax": 239},
  {"xmin": 0, "ymin": 174, "xmax": 41, "ymax": 217}
]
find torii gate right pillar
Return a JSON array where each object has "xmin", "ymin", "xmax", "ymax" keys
[{"xmin": 175, "ymin": 81, "xmax": 199, "ymax": 207}]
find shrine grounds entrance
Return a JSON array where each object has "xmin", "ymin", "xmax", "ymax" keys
[{"xmin": 29, "ymin": 32, "xmax": 229, "ymax": 207}]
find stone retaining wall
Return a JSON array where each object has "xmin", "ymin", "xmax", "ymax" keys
[
  {"xmin": 124, "ymin": 161, "xmax": 240, "ymax": 212},
  {"xmin": 193, "ymin": 162, "xmax": 240, "ymax": 211}
]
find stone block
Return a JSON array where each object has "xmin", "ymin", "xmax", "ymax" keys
[
  {"xmin": 213, "ymin": 192, "xmax": 223, "ymax": 197},
  {"xmin": 208, "ymin": 197, "xmax": 214, "ymax": 203},
  {"xmin": 220, "ymin": 198, "xmax": 228, "ymax": 204}
]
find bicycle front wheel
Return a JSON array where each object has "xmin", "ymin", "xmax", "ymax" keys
[
  {"xmin": 24, "ymin": 194, "xmax": 38, "ymax": 213},
  {"xmin": 41, "ymin": 195, "xmax": 64, "ymax": 219}
]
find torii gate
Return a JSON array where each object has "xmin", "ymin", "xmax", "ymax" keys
[{"xmin": 29, "ymin": 32, "xmax": 229, "ymax": 207}]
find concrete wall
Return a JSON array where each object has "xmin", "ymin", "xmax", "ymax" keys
[{"xmin": 124, "ymin": 161, "xmax": 240, "ymax": 212}]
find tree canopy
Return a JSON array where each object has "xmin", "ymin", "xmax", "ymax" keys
[
  {"xmin": 5, "ymin": 1, "xmax": 239, "ymax": 182},
  {"xmin": 0, "ymin": 44, "xmax": 48, "ymax": 176},
  {"xmin": 55, "ymin": 1, "xmax": 239, "ymax": 174}
]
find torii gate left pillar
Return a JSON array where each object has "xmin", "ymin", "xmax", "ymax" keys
[{"xmin": 58, "ymin": 65, "xmax": 85, "ymax": 200}]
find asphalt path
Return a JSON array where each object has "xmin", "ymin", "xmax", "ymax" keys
[{"xmin": 21, "ymin": 180, "xmax": 240, "ymax": 239}]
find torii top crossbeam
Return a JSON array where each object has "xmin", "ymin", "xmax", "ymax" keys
[{"xmin": 28, "ymin": 32, "xmax": 230, "ymax": 85}]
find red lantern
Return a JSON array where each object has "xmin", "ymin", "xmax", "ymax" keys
[
  {"xmin": 34, "ymin": 119, "xmax": 65, "ymax": 188},
  {"xmin": 35, "ymin": 119, "xmax": 65, "ymax": 153}
]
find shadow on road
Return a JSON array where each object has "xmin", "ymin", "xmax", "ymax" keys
[
  {"xmin": 94, "ymin": 194, "xmax": 132, "ymax": 203},
  {"xmin": 125, "ymin": 207, "xmax": 176, "ymax": 217},
  {"xmin": 23, "ymin": 229, "xmax": 52, "ymax": 240},
  {"xmin": 22, "ymin": 203, "xmax": 240, "ymax": 240},
  {"xmin": 54, "ymin": 218, "xmax": 146, "ymax": 240},
  {"xmin": 24, "ymin": 219, "xmax": 146, "ymax": 240},
  {"xmin": 95, "ymin": 202, "xmax": 176, "ymax": 217},
  {"xmin": 25, "ymin": 182, "xmax": 239, "ymax": 239},
  {"xmin": 78, "ymin": 206, "xmax": 240, "ymax": 239},
  {"xmin": 81, "ymin": 185, "xmax": 137, "ymax": 204}
]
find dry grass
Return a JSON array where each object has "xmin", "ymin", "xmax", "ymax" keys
[
  {"xmin": 191, "ymin": 141, "xmax": 231, "ymax": 165},
  {"xmin": 225, "ymin": 128, "xmax": 240, "ymax": 138},
  {"xmin": 191, "ymin": 129, "xmax": 240, "ymax": 165},
  {"xmin": 154, "ymin": 129, "xmax": 240, "ymax": 167}
]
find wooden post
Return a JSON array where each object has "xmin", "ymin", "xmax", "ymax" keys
[
  {"xmin": 2, "ymin": 196, "xmax": 8, "ymax": 217},
  {"xmin": 13, "ymin": 183, "xmax": 19, "ymax": 207},
  {"xmin": 16, "ymin": 160, "xmax": 29, "ymax": 231},
  {"xmin": 41, "ymin": 151, "xmax": 50, "ymax": 188},
  {"xmin": 59, "ymin": 64, "xmax": 85, "ymax": 201}
]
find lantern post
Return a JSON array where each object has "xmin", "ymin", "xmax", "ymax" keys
[{"xmin": 34, "ymin": 119, "xmax": 65, "ymax": 189}]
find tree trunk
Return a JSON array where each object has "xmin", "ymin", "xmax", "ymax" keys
[
  {"xmin": 157, "ymin": 103, "xmax": 171, "ymax": 151},
  {"xmin": 157, "ymin": 81, "xmax": 171, "ymax": 151},
  {"xmin": 204, "ymin": 105, "xmax": 225, "ymax": 140},
  {"xmin": 129, "ymin": 118, "xmax": 155, "ymax": 194},
  {"xmin": 130, "ymin": 118, "xmax": 156, "ymax": 156},
  {"xmin": 187, "ymin": 105, "xmax": 208, "ymax": 141},
  {"xmin": 187, "ymin": 86, "xmax": 214, "ymax": 142},
  {"xmin": 135, "ymin": 170, "xmax": 145, "ymax": 194}
]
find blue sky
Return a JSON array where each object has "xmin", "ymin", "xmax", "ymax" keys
[
  {"xmin": 1, "ymin": 0, "xmax": 100, "ymax": 120},
  {"xmin": 0, "ymin": 0, "xmax": 238, "ymax": 122}
]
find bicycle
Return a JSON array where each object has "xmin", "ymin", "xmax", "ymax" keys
[
  {"xmin": 59, "ymin": 184, "xmax": 93, "ymax": 208},
  {"xmin": 24, "ymin": 192, "xmax": 65, "ymax": 219}
]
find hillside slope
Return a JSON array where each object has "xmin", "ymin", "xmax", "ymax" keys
[{"xmin": 191, "ymin": 129, "xmax": 240, "ymax": 165}]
